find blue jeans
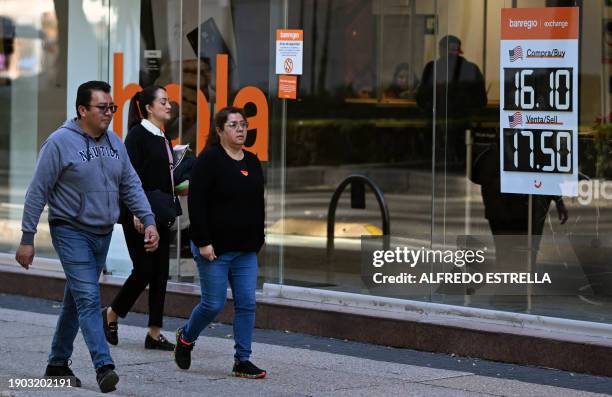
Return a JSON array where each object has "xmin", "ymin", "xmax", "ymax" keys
[
  {"xmin": 183, "ymin": 243, "xmax": 258, "ymax": 362},
  {"xmin": 48, "ymin": 224, "xmax": 114, "ymax": 370}
]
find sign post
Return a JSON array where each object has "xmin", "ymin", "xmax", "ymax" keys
[
  {"xmin": 500, "ymin": 7, "xmax": 579, "ymax": 311},
  {"xmin": 500, "ymin": 7, "xmax": 579, "ymax": 197}
]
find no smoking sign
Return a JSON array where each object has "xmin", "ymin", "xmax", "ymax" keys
[
  {"xmin": 284, "ymin": 58, "xmax": 294, "ymax": 73},
  {"xmin": 276, "ymin": 29, "xmax": 303, "ymax": 75}
]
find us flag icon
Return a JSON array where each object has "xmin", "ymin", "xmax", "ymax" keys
[
  {"xmin": 509, "ymin": 112, "xmax": 523, "ymax": 127},
  {"xmin": 509, "ymin": 46, "xmax": 523, "ymax": 62}
]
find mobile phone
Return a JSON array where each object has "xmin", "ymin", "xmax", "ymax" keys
[{"xmin": 186, "ymin": 17, "xmax": 235, "ymax": 73}]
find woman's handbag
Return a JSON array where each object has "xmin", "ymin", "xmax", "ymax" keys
[
  {"xmin": 144, "ymin": 138, "xmax": 183, "ymax": 228},
  {"xmin": 145, "ymin": 190, "xmax": 182, "ymax": 228}
]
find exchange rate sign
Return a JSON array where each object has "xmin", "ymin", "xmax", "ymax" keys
[
  {"xmin": 499, "ymin": 7, "xmax": 579, "ymax": 196},
  {"xmin": 503, "ymin": 67, "xmax": 573, "ymax": 112}
]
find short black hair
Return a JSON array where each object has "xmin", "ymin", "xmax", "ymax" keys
[
  {"xmin": 214, "ymin": 106, "xmax": 246, "ymax": 132},
  {"xmin": 75, "ymin": 80, "xmax": 111, "ymax": 119},
  {"xmin": 438, "ymin": 35, "xmax": 462, "ymax": 55},
  {"xmin": 206, "ymin": 106, "xmax": 247, "ymax": 148}
]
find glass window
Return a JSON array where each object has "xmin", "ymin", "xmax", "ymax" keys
[
  {"xmin": 0, "ymin": 0, "xmax": 108, "ymax": 267},
  {"xmin": 4, "ymin": 0, "xmax": 612, "ymax": 328}
]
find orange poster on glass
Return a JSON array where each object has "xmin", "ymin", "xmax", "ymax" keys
[{"xmin": 278, "ymin": 75, "xmax": 297, "ymax": 100}]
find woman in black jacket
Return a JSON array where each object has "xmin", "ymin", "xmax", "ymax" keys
[
  {"xmin": 173, "ymin": 106, "xmax": 266, "ymax": 378},
  {"xmin": 102, "ymin": 85, "xmax": 176, "ymax": 350}
]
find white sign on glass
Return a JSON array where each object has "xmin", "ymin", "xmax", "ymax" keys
[{"xmin": 499, "ymin": 7, "xmax": 579, "ymax": 196}]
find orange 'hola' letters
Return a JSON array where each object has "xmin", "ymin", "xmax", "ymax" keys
[{"xmin": 113, "ymin": 52, "xmax": 269, "ymax": 160}]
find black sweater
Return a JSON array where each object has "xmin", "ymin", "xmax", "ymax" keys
[
  {"xmin": 123, "ymin": 124, "xmax": 173, "ymax": 218},
  {"xmin": 188, "ymin": 144, "xmax": 265, "ymax": 255},
  {"xmin": 125, "ymin": 124, "xmax": 172, "ymax": 193}
]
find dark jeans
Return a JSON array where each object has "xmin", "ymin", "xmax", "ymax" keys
[
  {"xmin": 110, "ymin": 222, "xmax": 170, "ymax": 327},
  {"xmin": 182, "ymin": 243, "xmax": 258, "ymax": 362},
  {"xmin": 49, "ymin": 224, "xmax": 114, "ymax": 370}
]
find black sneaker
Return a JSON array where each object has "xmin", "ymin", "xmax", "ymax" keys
[
  {"xmin": 145, "ymin": 333, "xmax": 175, "ymax": 351},
  {"xmin": 101, "ymin": 308, "xmax": 118, "ymax": 345},
  {"xmin": 44, "ymin": 360, "xmax": 82, "ymax": 387},
  {"xmin": 96, "ymin": 364, "xmax": 119, "ymax": 393},
  {"xmin": 174, "ymin": 328, "xmax": 194, "ymax": 370},
  {"xmin": 232, "ymin": 360, "xmax": 267, "ymax": 379}
]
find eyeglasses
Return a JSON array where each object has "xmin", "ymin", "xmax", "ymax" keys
[
  {"xmin": 87, "ymin": 104, "xmax": 118, "ymax": 114},
  {"xmin": 226, "ymin": 121, "xmax": 248, "ymax": 130}
]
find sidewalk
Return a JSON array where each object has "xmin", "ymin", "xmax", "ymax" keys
[{"xmin": 0, "ymin": 299, "xmax": 611, "ymax": 396}]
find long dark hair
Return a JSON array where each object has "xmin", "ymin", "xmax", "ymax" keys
[
  {"xmin": 206, "ymin": 106, "xmax": 247, "ymax": 147},
  {"xmin": 127, "ymin": 85, "xmax": 166, "ymax": 130}
]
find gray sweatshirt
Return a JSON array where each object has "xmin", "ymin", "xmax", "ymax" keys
[{"xmin": 21, "ymin": 118, "xmax": 155, "ymax": 244}]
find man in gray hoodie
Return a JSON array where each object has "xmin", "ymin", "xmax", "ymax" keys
[{"xmin": 15, "ymin": 80, "xmax": 159, "ymax": 393}]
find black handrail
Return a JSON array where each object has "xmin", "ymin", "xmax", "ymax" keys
[{"xmin": 326, "ymin": 175, "xmax": 390, "ymax": 257}]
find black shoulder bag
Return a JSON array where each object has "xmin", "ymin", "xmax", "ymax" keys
[{"xmin": 145, "ymin": 138, "xmax": 182, "ymax": 228}]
